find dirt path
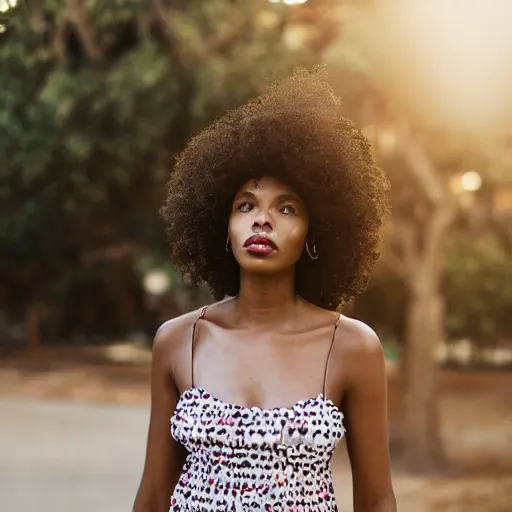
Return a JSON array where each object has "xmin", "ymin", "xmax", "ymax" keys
[{"xmin": 1, "ymin": 348, "xmax": 511, "ymax": 511}]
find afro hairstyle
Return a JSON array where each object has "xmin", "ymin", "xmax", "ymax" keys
[{"xmin": 160, "ymin": 68, "xmax": 389, "ymax": 310}]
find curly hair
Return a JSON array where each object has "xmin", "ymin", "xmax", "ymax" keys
[{"xmin": 160, "ymin": 68, "xmax": 389, "ymax": 310}]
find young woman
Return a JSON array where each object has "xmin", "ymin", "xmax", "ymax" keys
[{"xmin": 133, "ymin": 69, "xmax": 396, "ymax": 512}]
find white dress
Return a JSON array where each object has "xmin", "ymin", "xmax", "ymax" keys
[{"xmin": 169, "ymin": 307, "xmax": 345, "ymax": 511}]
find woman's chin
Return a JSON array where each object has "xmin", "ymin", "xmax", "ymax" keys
[{"xmin": 238, "ymin": 257, "xmax": 296, "ymax": 277}]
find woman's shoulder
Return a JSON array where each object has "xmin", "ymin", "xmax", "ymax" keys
[
  {"xmin": 301, "ymin": 300, "xmax": 377, "ymax": 347},
  {"xmin": 334, "ymin": 316, "xmax": 387, "ymax": 398},
  {"xmin": 154, "ymin": 306, "xmax": 206, "ymax": 350},
  {"xmin": 334, "ymin": 314, "xmax": 384, "ymax": 362},
  {"xmin": 326, "ymin": 315, "xmax": 385, "ymax": 394},
  {"xmin": 153, "ymin": 298, "xmax": 232, "ymax": 352}
]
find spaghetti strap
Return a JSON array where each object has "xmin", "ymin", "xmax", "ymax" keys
[
  {"xmin": 190, "ymin": 305, "xmax": 208, "ymax": 388},
  {"xmin": 322, "ymin": 313, "xmax": 342, "ymax": 398}
]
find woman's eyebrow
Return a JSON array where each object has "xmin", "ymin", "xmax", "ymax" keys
[
  {"xmin": 276, "ymin": 193, "xmax": 301, "ymax": 202},
  {"xmin": 274, "ymin": 193, "xmax": 306, "ymax": 208},
  {"xmin": 234, "ymin": 191, "xmax": 303, "ymax": 204},
  {"xmin": 233, "ymin": 190, "xmax": 255, "ymax": 201}
]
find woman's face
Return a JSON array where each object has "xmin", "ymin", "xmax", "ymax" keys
[{"xmin": 228, "ymin": 177, "xmax": 309, "ymax": 275}]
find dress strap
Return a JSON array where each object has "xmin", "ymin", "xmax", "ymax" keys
[
  {"xmin": 191, "ymin": 305, "xmax": 208, "ymax": 388},
  {"xmin": 322, "ymin": 313, "xmax": 342, "ymax": 398}
]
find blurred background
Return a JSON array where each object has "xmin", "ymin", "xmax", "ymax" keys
[{"xmin": 1, "ymin": 0, "xmax": 511, "ymax": 511}]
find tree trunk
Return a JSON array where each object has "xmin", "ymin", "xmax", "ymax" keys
[
  {"xmin": 401, "ymin": 282, "xmax": 446, "ymax": 472},
  {"xmin": 383, "ymin": 129, "xmax": 457, "ymax": 472},
  {"xmin": 26, "ymin": 303, "xmax": 42, "ymax": 353}
]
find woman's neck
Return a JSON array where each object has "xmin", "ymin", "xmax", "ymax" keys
[{"xmin": 234, "ymin": 271, "xmax": 299, "ymax": 327}]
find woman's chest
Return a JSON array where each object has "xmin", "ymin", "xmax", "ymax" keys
[{"xmin": 171, "ymin": 387, "xmax": 345, "ymax": 455}]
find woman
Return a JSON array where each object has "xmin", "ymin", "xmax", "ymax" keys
[{"xmin": 133, "ymin": 69, "xmax": 396, "ymax": 512}]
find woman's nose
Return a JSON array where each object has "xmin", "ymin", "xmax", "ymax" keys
[{"xmin": 252, "ymin": 209, "xmax": 273, "ymax": 232}]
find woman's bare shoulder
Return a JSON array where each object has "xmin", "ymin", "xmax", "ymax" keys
[
  {"xmin": 154, "ymin": 307, "xmax": 205, "ymax": 353},
  {"xmin": 157, "ymin": 308, "xmax": 202, "ymax": 338},
  {"xmin": 153, "ymin": 298, "xmax": 235, "ymax": 354},
  {"xmin": 328, "ymin": 315, "xmax": 385, "ymax": 397},
  {"xmin": 150, "ymin": 307, "xmax": 207, "ymax": 389},
  {"xmin": 337, "ymin": 315, "xmax": 381, "ymax": 351},
  {"xmin": 331, "ymin": 315, "xmax": 384, "ymax": 370}
]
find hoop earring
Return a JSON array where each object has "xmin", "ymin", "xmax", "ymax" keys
[
  {"xmin": 225, "ymin": 235, "xmax": 230, "ymax": 252},
  {"xmin": 306, "ymin": 240, "xmax": 319, "ymax": 260}
]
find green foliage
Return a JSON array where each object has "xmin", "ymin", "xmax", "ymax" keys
[
  {"xmin": 0, "ymin": 1, "xmax": 308, "ymax": 310},
  {"xmin": 352, "ymin": 265, "xmax": 406, "ymax": 345},
  {"xmin": 354, "ymin": 231, "xmax": 512, "ymax": 347},
  {"xmin": 444, "ymin": 231, "xmax": 512, "ymax": 343}
]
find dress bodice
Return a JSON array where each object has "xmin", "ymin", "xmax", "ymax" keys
[{"xmin": 169, "ymin": 386, "xmax": 345, "ymax": 511}]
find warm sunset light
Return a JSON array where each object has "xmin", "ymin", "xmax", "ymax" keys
[{"xmin": 373, "ymin": 0, "xmax": 512, "ymax": 126}]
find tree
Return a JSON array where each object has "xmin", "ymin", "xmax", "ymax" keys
[
  {"xmin": 444, "ymin": 230, "xmax": 512, "ymax": 349},
  {"xmin": 0, "ymin": 0, "xmax": 321, "ymax": 347},
  {"xmin": 324, "ymin": 1, "xmax": 512, "ymax": 471}
]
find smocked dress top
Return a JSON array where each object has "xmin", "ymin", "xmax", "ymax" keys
[{"xmin": 170, "ymin": 306, "xmax": 346, "ymax": 511}]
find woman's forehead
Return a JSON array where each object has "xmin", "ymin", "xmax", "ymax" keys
[{"xmin": 236, "ymin": 176, "xmax": 301, "ymax": 197}]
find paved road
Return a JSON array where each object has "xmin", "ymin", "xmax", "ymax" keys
[
  {"xmin": 0, "ymin": 397, "xmax": 149, "ymax": 512},
  {"xmin": 0, "ymin": 397, "xmax": 353, "ymax": 512}
]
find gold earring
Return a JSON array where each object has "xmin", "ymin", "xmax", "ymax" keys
[
  {"xmin": 306, "ymin": 240, "xmax": 318, "ymax": 260},
  {"xmin": 226, "ymin": 235, "xmax": 230, "ymax": 252}
]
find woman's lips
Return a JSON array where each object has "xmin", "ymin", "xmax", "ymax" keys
[{"xmin": 243, "ymin": 235, "xmax": 277, "ymax": 255}]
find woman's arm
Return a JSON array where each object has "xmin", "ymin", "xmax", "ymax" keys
[
  {"xmin": 342, "ymin": 323, "xmax": 397, "ymax": 512},
  {"xmin": 133, "ymin": 325, "xmax": 188, "ymax": 512}
]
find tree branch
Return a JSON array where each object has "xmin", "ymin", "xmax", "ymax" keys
[
  {"xmin": 150, "ymin": 0, "xmax": 185, "ymax": 71},
  {"xmin": 201, "ymin": 18, "xmax": 249, "ymax": 55},
  {"xmin": 382, "ymin": 245, "xmax": 409, "ymax": 281},
  {"xmin": 389, "ymin": 218, "xmax": 418, "ymax": 279},
  {"xmin": 24, "ymin": 0, "xmax": 46, "ymax": 34},
  {"xmin": 396, "ymin": 128, "xmax": 445, "ymax": 206},
  {"xmin": 65, "ymin": 0, "xmax": 103, "ymax": 62},
  {"xmin": 137, "ymin": 8, "xmax": 156, "ymax": 37},
  {"xmin": 53, "ymin": 21, "xmax": 68, "ymax": 62},
  {"xmin": 423, "ymin": 201, "xmax": 457, "ymax": 272}
]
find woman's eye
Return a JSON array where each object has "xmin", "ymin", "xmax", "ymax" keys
[
  {"xmin": 281, "ymin": 204, "xmax": 296, "ymax": 214},
  {"xmin": 238, "ymin": 202, "xmax": 253, "ymax": 212}
]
